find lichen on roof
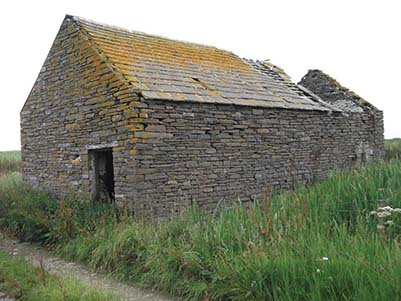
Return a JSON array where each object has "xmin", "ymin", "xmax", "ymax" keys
[{"xmin": 67, "ymin": 15, "xmax": 332, "ymax": 112}]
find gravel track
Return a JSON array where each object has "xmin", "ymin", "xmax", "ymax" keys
[{"xmin": 0, "ymin": 233, "xmax": 175, "ymax": 301}]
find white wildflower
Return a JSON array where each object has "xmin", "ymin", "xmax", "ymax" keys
[
  {"xmin": 385, "ymin": 220, "xmax": 394, "ymax": 226},
  {"xmin": 322, "ymin": 257, "xmax": 329, "ymax": 261},
  {"xmin": 377, "ymin": 225, "xmax": 385, "ymax": 230},
  {"xmin": 370, "ymin": 211, "xmax": 377, "ymax": 215},
  {"xmin": 316, "ymin": 269, "xmax": 321, "ymax": 273},
  {"xmin": 378, "ymin": 206, "xmax": 393, "ymax": 212},
  {"xmin": 392, "ymin": 208, "xmax": 401, "ymax": 213},
  {"xmin": 377, "ymin": 211, "xmax": 392, "ymax": 218}
]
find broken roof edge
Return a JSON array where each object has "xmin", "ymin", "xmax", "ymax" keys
[
  {"xmin": 296, "ymin": 85, "xmax": 342, "ymax": 113},
  {"xmin": 246, "ymin": 59, "xmax": 342, "ymax": 113},
  {"xmin": 299, "ymin": 69, "xmax": 379, "ymax": 111}
]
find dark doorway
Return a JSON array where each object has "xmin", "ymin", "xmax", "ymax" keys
[{"xmin": 88, "ymin": 148, "xmax": 115, "ymax": 202}]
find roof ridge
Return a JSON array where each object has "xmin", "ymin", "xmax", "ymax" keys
[{"xmin": 67, "ymin": 15, "xmax": 236, "ymax": 55}]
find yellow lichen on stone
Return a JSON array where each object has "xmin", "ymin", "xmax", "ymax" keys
[
  {"xmin": 127, "ymin": 124, "xmax": 144, "ymax": 131},
  {"xmin": 140, "ymin": 133, "xmax": 147, "ymax": 143},
  {"xmin": 131, "ymin": 101, "xmax": 143, "ymax": 107},
  {"xmin": 71, "ymin": 158, "xmax": 81, "ymax": 165},
  {"xmin": 129, "ymin": 149, "xmax": 137, "ymax": 156},
  {"xmin": 131, "ymin": 118, "xmax": 143, "ymax": 123},
  {"xmin": 102, "ymin": 100, "xmax": 115, "ymax": 107},
  {"xmin": 139, "ymin": 109, "xmax": 150, "ymax": 118}
]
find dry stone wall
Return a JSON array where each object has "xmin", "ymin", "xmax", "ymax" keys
[
  {"xmin": 21, "ymin": 17, "xmax": 140, "ymax": 200},
  {"xmin": 21, "ymin": 18, "xmax": 385, "ymax": 218},
  {"xmin": 122, "ymin": 100, "xmax": 384, "ymax": 216}
]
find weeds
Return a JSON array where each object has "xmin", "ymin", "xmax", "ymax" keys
[
  {"xmin": 1, "ymin": 145, "xmax": 401, "ymax": 299},
  {"xmin": 385, "ymin": 138, "xmax": 401, "ymax": 160},
  {"xmin": 0, "ymin": 251, "xmax": 120, "ymax": 300},
  {"xmin": 0, "ymin": 150, "xmax": 20, "ymax": 174},
  {"xmin": 1, "ymin": 160, "xmax": 401, "ymax": 299}
]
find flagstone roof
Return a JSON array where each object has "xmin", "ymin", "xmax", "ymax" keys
[{"xmin": 69, "ymin": 15, "xmax": 332, "ymax": 111}]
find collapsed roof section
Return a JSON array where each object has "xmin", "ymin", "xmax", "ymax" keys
[
  {"xmin": 299, "ymin": 70, "xmax": 377, "ymax": 112},
  {"xmin": 246, "ymin": 60, "xmax": 341, "ymax": 112}
]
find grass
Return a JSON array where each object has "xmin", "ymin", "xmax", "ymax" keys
[
  {"xmin": 0, "ymin": 251, "xmax": 120, "ymax": 300},
  {"xmin": 0, "ymin": 150, "xmax": 21, "ymax": 160},
  {"xmin": 0, "ymin": 150, "xmax": 21, "ymax": 175},
  {"xmin": 385, "ymin": 138, "xmax": 401, "ymax": 160},
  {"xmin": 0, "ymin": 142, "xmax": 400, "ymax": 300}
]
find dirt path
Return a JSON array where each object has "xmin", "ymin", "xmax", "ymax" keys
[{"xmin": 0, "ymin": 233, "xmax": 176, "ymax": 301}]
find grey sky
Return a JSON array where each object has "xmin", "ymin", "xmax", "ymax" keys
[{"xmin": 1, "ymin": 0, "xmax": 399, "ymax": 151}]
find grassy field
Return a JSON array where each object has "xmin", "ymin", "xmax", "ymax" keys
[
  {"xmin": 0, "ymin": 150, "xmax": 21, "ymax": 160},
  {"xmin": 385, "ymin": 138, "xmax": 401, "ymax": 160},
  {"xmin": 0, "ymin": 143, "xmax": 401, "ymax": 300},
  {"xmin": 0, "ymin": 150, "xmax": 21, "ymax": 175},
  {"xmin": 0, "ymin": 251, "xmax": 119, "ymax": 300}
]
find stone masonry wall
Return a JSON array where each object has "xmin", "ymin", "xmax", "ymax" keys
[
  {"xmin": 21, "ymin": 17, "xmax": 141, "ymax": 200},
  {"xmin": 21, "ymin": 17, "xmax": 385, "ymax": 218},
  {"xmin": 120, "ymin": 99, "xmax": 384, "ymax": 216}
]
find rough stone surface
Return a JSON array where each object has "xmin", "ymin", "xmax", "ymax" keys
[
  {"xmin": 299, "ymin": 69, "xmax": 375, "ymax": 112},
  {"xmin": 21, "ymin": 16, "xmax": 385, "ymax": 218}
]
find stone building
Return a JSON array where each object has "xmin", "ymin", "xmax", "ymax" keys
[{"xmin": 21, "ymin": 15, "xmax": 384, "ymax": 217}]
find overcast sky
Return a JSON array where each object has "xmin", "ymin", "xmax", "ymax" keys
[{"xmin": 0, "ymin": 0, "xmax": 399, "ymax": 151}]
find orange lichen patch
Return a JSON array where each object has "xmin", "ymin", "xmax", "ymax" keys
[
  {"xmin": 139, "ymin": 109, "xmax": 150, "ymax": 118},
  {"xmin": 68, "ymin": 15, "xmax": 331, "ymax": 111},
  {"xmin": 71, "ymin": 158, "xmax": 81, "ymax": 165},
  {"xmin": 79, "ymin": 41, "xmax": 90, "ymax": 52},
  {"xmin": 127, "ymin": 124, "xmax": 144, "ymax": 132},
  {"xmin": 80, "ymin": 24, "xmax": 251, "ymax": 73},
  {"xmin": 129, "ymin": 149, "xmax": 137, "ymax": 156},
  {"xmin": 131, "ymin": 101, "xmax": 146, "ymax": 107}
]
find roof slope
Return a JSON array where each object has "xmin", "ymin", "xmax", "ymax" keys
[
  {"xmin": 247, "ymin": 60, "xmax": 341, "ymax": 112},
  {"xmin": 69, "ymin": 15, "xmax": 331, "ymax": 111},
  {"xmin": 299, "ymin": 70, "xmax": 377, "ymax": 112}
]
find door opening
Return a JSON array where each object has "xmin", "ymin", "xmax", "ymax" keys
[{"xmin": 88, "ymin": 148, "xmax": 115, "ymax": 202}]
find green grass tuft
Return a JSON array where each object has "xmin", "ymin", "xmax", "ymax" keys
[
  {"xmin": 385, "ymin": 138, "xmax": 401, "ymax": 160},
  {"xmin": 0, "ymin": 251, "xmax": 120, "ymax": 300}
]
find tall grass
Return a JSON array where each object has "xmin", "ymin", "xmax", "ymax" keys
[
  {"xmin": 385, "ymin": 138, "xmax": 401, "ymax": 160},
  {"xmin": 1, "ymin": 160, "xmax": 401, "ymax": 300},
  {"xmin": 0, "ymin": 251, "xmax": 120, "ymax": 300},
  {"xmin": 0, "ymin": 150, "xmax": 21, "ymax": 174}
]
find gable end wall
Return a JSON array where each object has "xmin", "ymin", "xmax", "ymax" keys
[{"xmin": 20, "ymin": 17, "xmax": 144, "ymax": 199}]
